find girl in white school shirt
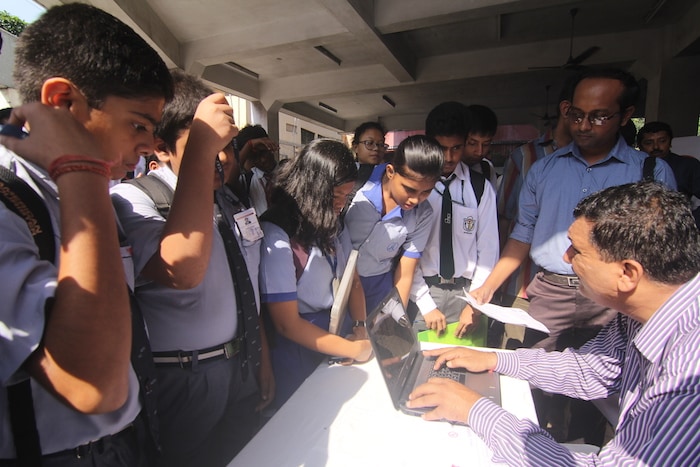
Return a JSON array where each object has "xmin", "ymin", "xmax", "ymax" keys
[
  {"xmin": 258, "ymin": 139, "xmax": 372, "ymax": 408},
  {"xmin": 344, "ymin": 135, "xmax": 444, "ymax": 312}
]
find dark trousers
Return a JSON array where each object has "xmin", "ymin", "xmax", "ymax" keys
[
  {"xmin": 0, "ymin": 413, "xmax": 151, "ymax": 467},
  {"xmin": 154, "ymin": 354, "xmax": 259, "ymax": 467}
]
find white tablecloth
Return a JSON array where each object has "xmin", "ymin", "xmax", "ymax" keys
[{"xmin": 230, "ymin": 344, "xmax": 537, "ymax": 466}]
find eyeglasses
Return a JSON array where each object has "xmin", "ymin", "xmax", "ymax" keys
[
  {"xmin": 566, "ymin": 109, "xmax": 621, "ymax": 126},
  {"xmin": 358, "ymin": 140, "xmax": 389, "ymax": 151}
]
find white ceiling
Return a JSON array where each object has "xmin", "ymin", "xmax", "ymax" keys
[{"xmin": 38, "ymin": 0, "xmax": 700, "ymax": 132}]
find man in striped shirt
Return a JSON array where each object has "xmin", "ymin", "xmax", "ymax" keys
[{"xmin": 407, "ymin": 181, "xmax": 700, "ymax": 465}]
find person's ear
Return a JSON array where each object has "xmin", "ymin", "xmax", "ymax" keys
[
  {"xmin": 153, "ymin": 137, "xmax": 171, "ymax": 162},
  {"xmin": 620, "ymin": 106, "xmax": 635, "ymax": 127},
  {"xmin": 385, "ymin": 164, "xmax": 395, "ymax": 179},
  {"xmin": 41, "ymin": 78, "xmax": 90, "ymax": 121},
  {"xmin": 559, "ymin": 100, "xmax": 571, "ymax": 117},
  {"xmin": 618, "ymin": 259, "xmax": 643, "ymax": 293}
]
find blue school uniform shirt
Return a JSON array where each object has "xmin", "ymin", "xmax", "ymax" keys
[
  {"xmin": 259, "ymin": 221, "xmax": 352, "ymax": 314},
  {"xmin": 512, "ymin": 137, "xmax": 677, "ymax": 275},
  {"xmin": 344, "ymin": 164, "xmax": 433, "ymax": 278}
]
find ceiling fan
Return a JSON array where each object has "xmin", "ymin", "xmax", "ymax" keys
[
  {"xmin": 529, "ymin": 8, "xmax": 600, "ymax": 70},
  {"xmin": 531, "ymin": 84, "xmax": 556, "ymax": 126}
]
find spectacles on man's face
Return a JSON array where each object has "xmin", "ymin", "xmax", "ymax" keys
[
  {"xmin": 566, "ymin": 108, "xmax": 621, "ymax": 126},
  {"xmin": 359, "ymin": 140, "xmax": 389, "ymax": 151}
]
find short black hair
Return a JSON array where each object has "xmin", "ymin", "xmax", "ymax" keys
[
  {"xmin": 466, "ymin": 104, "xmax": 498, "ymax": 137},
  {"xmin": 15, "ymin": 3, "xmax": 174, "ymax": 108},
  {"xmin": 636, "ymin": 121, "xmax": 673, "ymax": 147},
  {"xmin": 155, "ymin": 70, "xmax": 211, "ymax": 151},
  {"xmin": 574, "ymin": 181, "xmax": 700, "ymax": 285},
  {"xmin": 571, "ymin": 68, "xmax": 640, "ymax": 111},
  {"xmin": 425, "ymin": 101, "xmax": 470, "ymax": 139},
  {"xmin": 235, "ymin": 124, "xmax": 269, "ymax": 151}
]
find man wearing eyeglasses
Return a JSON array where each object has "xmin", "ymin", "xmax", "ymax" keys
[{"xmin": 470, "ymin": 68, "xmax": 676, "ymax": 445}]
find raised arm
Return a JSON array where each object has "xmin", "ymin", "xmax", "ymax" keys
[
  {"xmin": 2, "ymin": 103, "xmax": 131, "ymax": 413},
  {"xmin": 141, "ymin": 94, "xmax": 237, "ymax": 289}
]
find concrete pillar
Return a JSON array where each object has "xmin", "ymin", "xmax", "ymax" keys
[{"xmin": 657, "ymin": 55, "xmax": 700, "ymax": 137}]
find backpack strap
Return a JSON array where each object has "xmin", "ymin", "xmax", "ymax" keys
[
  {"xmin": 126, "ymin": 175, "xmax": 174, "ymax": 217},
  {"xmin": 479, "ymin": 159, "xmax": 491, "ymax": 183},
  {"xmin": 468, "ymin": 167, "xmax": 487, "ymax": 205},
  {"xmin": 0, "ymin": 166, "xmax": 56, "ymax": 466},
  {"xmin": 642, "ymin": 155, "xmax": 656, "ymax": 181},
  {"xmin": 0, "ymin": 166, "xmax": 55, "ymax": 263}
]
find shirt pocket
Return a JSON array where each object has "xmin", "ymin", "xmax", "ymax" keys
[{"xmin": 452, "ymin": 205, "xmax": 479, "ymax": 237}]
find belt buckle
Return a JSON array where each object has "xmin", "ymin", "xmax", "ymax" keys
[
  {"xmin": 177, "ymin": 351, "xmax": 191, "ymax": 368},
  {"xmin": 224, "ymin": 341, "xmax": 234, "ymax": 359},
  {"xmin": 439, "ymin": 276, "xmax": 455, "ymax": 285},
  {"xmin": 567, "ymin": 276, "xmax": 580, "ymax": 287},
  {"xmin": 225, "ymin": 339, "xmax": 240, "ymax": 359}
]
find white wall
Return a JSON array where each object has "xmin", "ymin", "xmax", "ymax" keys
[
  {"xmin": 0, "ymin": 29, "xmax": 21, "ymax": 108},
  {"xmin": 277, "ymin": 112, "xmax": 342, "ymax": 160}
]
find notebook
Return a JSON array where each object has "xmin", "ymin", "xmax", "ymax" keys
[
  {"xmin": 328, "ymin": 249, "xmax": 359, "ymax": 335},
  {"xmin": 366, "ymin": 288, "xmax": 501, "ymax": 417}
]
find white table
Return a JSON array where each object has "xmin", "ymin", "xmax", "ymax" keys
[{"xmin": 229, "ymin": 344, "xmax": 537, "ymax": 466}]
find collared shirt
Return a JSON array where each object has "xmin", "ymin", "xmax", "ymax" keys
[
  {"xmin": 469, "ymin": 273, "xmax": 700, "ymax": 466},
  {"xmin": 0, "ymin": 147, "xmax": 140, "ymax": 456},
  {"xmin": 497, "ymin": 130, "xmax": 555, "ymax": 222},
  {"xmin": 259, "ymin": 222, "xmax": 353, "ymax": 315},
  {"xmin": 496, "ymin": 131, "xmax": 556, "ymax": 298},
  {"xmin": 412, "ymin": 162, "xmax": 499, "ymax": 314},
  {"xmin": 512, "ymin": 137, "xmax": 677, "ymax": 274},
  {"xmin": 344, "ymin": 163, "xmax": 434, "ymax": 277},
  {"xmin": 111, "ymin": 166, "xmax": 261, "ymax": 351},
  {"xmin": 248, "ymin": 166, "xmax": 271, "ymax": 215}
]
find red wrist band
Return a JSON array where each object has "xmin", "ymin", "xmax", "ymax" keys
[{"xmin": 48, "ymin": 155, "xmax": 112, "ymax": 181}]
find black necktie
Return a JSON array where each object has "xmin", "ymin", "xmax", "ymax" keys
[
  {"xmin": 439, "ymin": 175, "xmax": 455, "ymax": 279},
  {"xmin": 214, "ymin": 193, "xmax": 262, "ymax": 381}
]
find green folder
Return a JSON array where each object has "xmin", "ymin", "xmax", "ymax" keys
[{"xmin": 417, "ymin": 314, "xmax": 488, "ymax": 347}]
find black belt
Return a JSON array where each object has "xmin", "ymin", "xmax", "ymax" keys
[
  {"xmin": 541, "ymin": 271, "xmax": 580, "ymax": 288},
  {"xmin": 152, "ymin": 338, "xmax": 241, "ymax": 367},
  {"xmin": 424, "ymin": 275, "xmax": 468, "ymax": 287},
  {"xmin": 43, "ymin": 420, "xmax": 136, "ymax": 460}
]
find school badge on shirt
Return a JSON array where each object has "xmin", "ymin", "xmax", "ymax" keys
[{"xmin": 463, "ymin": 216, "xmax": 476, "ymax": 234}]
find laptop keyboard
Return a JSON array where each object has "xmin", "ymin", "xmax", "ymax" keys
[{"xmin": 427, "ymin": 364, "xmax": 466, "ymax": 383}]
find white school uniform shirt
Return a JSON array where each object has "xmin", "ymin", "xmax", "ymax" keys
[
  {"xmin": 344, "ymin": 164, "xmax": 434, "ymax": 278},
  {"xmin": 248, "ymin": 167, "xmax": 270, "ymax": 215},
  {"xmin": 411, "ymin": 161, "xmax": 500, "ymax": 315}
]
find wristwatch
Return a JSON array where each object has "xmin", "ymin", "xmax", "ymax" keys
[{"xmin": 351, "ymin": 320, "xmax": 366, "ymax": 328}]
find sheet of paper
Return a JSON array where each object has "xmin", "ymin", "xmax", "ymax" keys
[{"xmin": 459, "ymin": 292, "xmax": 550, "ymax": 334}]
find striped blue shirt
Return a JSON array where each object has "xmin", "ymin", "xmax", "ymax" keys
[{"xmin": 469, "ymin": 273, "xmax": 700, "ymax": 465}]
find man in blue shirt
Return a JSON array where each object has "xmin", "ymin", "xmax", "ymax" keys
[
  {"xmin": 409, "ymin": 181, "xmax": 700, "ymax": 466},
  {"xmin": 470, "ymin": 68, "xmax": 676, "ymax": 443}
]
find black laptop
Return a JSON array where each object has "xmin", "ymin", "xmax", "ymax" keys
[{"xmin": 366, "ymin": 288, "xmax": 501, "ymax": 416}]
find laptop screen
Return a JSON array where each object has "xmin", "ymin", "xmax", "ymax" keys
[{"xmin": 366, "ymin": 288, "xmax": 420, "ymax": 408}]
